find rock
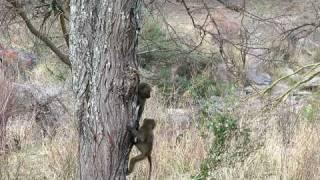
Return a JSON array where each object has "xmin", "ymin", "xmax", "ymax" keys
[
  {"xmin": 167, "ymin": 108, "xmax": 198, "ymax": 129},
  {"xmin": 245, "ymin": 49, "xmax": 273, "ymax": 86},
  {"xmin": 246, "ymin": 68, "xmax": 272, "ymax": 85},
  {"xmin": 301, "ymin": 76, "xmax": 320, "ymax": 91}
]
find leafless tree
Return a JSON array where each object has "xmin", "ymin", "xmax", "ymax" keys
[{"xmin": 150, "ymin": 0, "xmax": 320, "ymax": 92}]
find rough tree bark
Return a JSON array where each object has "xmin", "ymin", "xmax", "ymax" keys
[{"xmin": 70, "ymin": 0, "xmax": 141, "ymax": 179}]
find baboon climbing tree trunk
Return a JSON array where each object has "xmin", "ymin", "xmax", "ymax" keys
[{"xmin": 70, "ymin": 0, "xmax": 141, "ymax": 179}]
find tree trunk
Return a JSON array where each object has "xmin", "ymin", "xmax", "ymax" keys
[{"xmin": 70, "ymin": 0, "xmax": 140, "ymax": 179}]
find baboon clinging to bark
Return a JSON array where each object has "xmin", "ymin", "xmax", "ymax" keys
[
  {"xmin": 127, "ymin": 118, "xmax": 156, "ymax": 180},
  {"xmin": 136, "ymin": 83, "xmax": 152, "ymax": 125}
]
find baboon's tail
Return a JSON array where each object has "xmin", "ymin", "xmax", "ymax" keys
[{"xmin": 147, "ymin": 155, "xmax": 152, "ymax": 180}]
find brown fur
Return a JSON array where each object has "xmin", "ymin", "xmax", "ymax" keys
[
  {"xmin": 127, "ymin": 118, "xmax": 156, "ymax": 180},
  {"xmin": 137, "ymin": 83, "xmax": 152, "ymax": 123}
]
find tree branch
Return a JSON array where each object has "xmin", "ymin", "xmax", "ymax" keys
[
  {"xmin": 263, "ymin": 62, "xmax": 320, "ymax": 94},
  {"xmin": 59, "ymin": 14, "xmax": 69, "ymax": 47},
  {"xmin": 277, "ymin": 70, "xmax": 320, "ymax": 102},
  {"xmin": 6, "ymin": 0, "xmax": 71, "ymax": 67}
]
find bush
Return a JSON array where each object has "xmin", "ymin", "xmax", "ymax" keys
[
  {"xmin": 188, "ymin": 75, "xmax": 218, "ymax": 98},
  {"xmin": 193, "ymin": 102, "xmax": 251, "ymax": 179}
]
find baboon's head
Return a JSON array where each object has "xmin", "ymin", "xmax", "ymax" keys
[
  {"xmin": 138, "ymin": 83, "xmax": 152, "ymax": 99},
  {"xmin": 143, "ymin": 118, "xmax": 156, "ymax": 129}
]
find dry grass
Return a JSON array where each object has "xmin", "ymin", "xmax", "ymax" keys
[
  {"xmin": 201, "ymin": 96, "xmax": 320, "ymax": 180},
  {"xmin": 128, "ymin": 90, "xmax": 207, "ymax": 180},
  {"xmin": 1, "ymin": 88, "xmax": 320, "ymax": 180},
  {"xmin": 128, "ymin": 127, "xmax": 206, "ymax": 180},
  {"xmin": 289, "ymin": 123, "xmax": 320, "ymax": 179},
  {"xmin": 0, "ymin": 77, "xmax": 14, "ymax": 139},
  {"xmin": 1, "ymin": 118, "xmax": 77, "ymax": 180},
  {"xmin": 1, "ymin": 89, "xmax": 207, "ymax": 180}
]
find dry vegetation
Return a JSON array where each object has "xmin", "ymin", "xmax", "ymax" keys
[
  {"xmin": 1, "ymin": 0, "xmax": 320, "ymax": 180},
  {"xmin": 2, "ymin": 87, "xmax": 320, "ymax": 179},
  {"xmin": 1, "ymin": 90, "xmax": 208, "ymax": 180}
]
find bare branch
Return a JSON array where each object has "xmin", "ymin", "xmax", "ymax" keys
[
  {"xmin": 263, "ymin": 62, "xmax": 320, "ymax": 94},
  {"xmin": 277, "ymin": 70, "xmax": 320, "ymax": 102},
  {"xmin": 6, "ymin": 0, "xmax": 71, "ymax": 67}
]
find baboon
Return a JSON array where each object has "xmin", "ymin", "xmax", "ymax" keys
[
  {"xmin": 137, "ymin": 83, "xmax": 152, "ymax": 124},
  {"xmin": 127, "ymin": 118, "xmax": 156, "ymax": 180}
]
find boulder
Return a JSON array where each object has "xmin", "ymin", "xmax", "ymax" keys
[
  {"xmin": 246, "ymin": 68, "xmax": 272, "ymax": 85},
  {"xmin": 167, "ymin": 108, "xmax": 198, "ymax": 129}
]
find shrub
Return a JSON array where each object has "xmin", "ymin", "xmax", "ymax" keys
[
  {"xmin": 193, "ymin": 103, "xmax": 251, "ymax": 179},
  {"xmin": 188, "ymin": 75, "xmax": 218, "ymax": 98}
]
